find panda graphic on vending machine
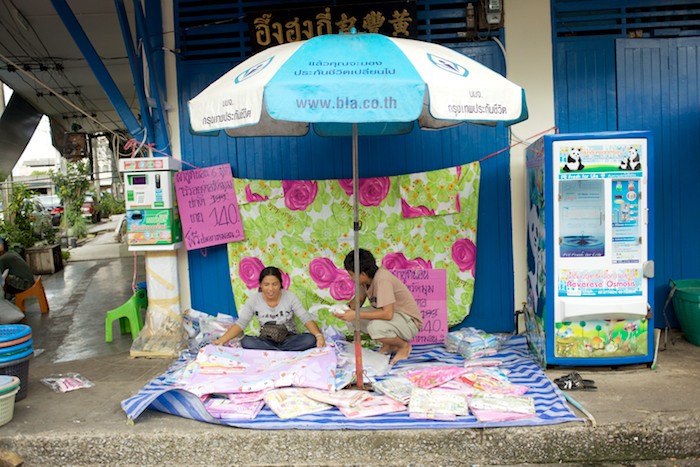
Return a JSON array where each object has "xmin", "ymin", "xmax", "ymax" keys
[
  {"xmin": 619, "ymin": 146, "xmax": 641, "ymax": 171},
  {"xmin": 562, "ymin": 147, "xmax": 585, "ymax": 172}
]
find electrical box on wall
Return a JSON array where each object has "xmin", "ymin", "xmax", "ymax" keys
[{"xmin": 478, "ymin": 0, "xmax": 504, "ymax": 30}]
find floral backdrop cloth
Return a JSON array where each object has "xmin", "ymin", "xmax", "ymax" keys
[{"xmin": 227, "ymin": 162, "xmax": 480, "ymax": 333}]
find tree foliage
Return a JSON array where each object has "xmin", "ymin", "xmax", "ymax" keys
[
  {"xmin": 0, "ymin": 183, "xmax": 55, "ymax": 251},
  {"xmin": 50, "ymin": 161, "xmax": 90, "ymax": 234}
]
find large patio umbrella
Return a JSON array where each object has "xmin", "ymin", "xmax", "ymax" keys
[{"xmin": 189, "ymin": 31, "xmax": 528, "ymax": 387}]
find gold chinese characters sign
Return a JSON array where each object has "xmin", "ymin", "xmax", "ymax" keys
[{"xmin": 247, "ymin": 1, "xmax": 417, "ymax": 53}]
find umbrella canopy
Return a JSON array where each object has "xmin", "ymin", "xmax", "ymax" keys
[
  {"xmin": 188, "ymin": 31, "xmax": 528, "ymax": 387},
  {"xmin": 189, "ymin": 31, "xmax": 527, "ymax": 137}
]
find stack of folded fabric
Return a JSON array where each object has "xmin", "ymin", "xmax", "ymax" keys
[{"xmin": 445, "ymin": 327, "xmax": 502, "ymax": 359}]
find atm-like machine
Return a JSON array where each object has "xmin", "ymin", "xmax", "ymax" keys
[
  {"xmin": 119, "ymin": 157, "xmax": 182, "ymax": 250},
  {"xmin": 118, "ymin": 157, "xmax": 186, "ymax": 358},
  {"xmin": 524, "ymin": 131, "xmax": 654, "ymax": 367}
]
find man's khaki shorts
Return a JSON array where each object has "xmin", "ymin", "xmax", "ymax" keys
[{"xmin": 347, "ymin": 308, "xmax": 419, "ymax": 341}]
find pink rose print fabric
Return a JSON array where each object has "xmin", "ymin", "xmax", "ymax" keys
[
  {"xmin": 228, "ymin": 163, "xmax": 481, "ymax": 330},
  {"xmin": 238, "ymin": 257, "xmax": 265, "ymax": 289},
  {"xmin": 338, "ymin": 177, "xmax": 390, "ymax": 207},
  {"xmin": 245, "ymin": 184, "xmax": 269, "ymax": 203},
  {"xmin": 399, "ymin": 170, "xmax": 462, "ymax": 219},
  {"xmin": 452, "ymin": 238, "xmax": 476, "ymax": 276},
  {"xmin": 382, "ymin": 252, "xmax": 432, "ymax": 271},
  {"xmin": 309, "ymin": 257, "xmax": 354, "ymax": 301},
  {"xmin": 238, "ymin": 258, "xmax": 290, "ymax": 289},
  {"xmin": 283, "ymin": 180, "xmax": 318, "ymax": 211}
]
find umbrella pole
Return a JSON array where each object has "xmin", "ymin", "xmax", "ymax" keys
[{"xmin": 352, "ymin": 123, "xmax": 365, "ymax": 389}]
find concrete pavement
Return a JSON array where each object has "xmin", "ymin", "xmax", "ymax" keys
[{"xmin": 0, "ymin": 223, "xmax": 699, "ymax": 465}]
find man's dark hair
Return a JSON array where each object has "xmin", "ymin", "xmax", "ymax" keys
[{"xmin": 344, "ymin": 249, "xmax": 379, "ymax": 278}]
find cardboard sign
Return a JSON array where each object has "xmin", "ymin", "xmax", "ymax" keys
[
  {"xmin": 174, "ymin": 164, "xmax": 245, "ymax": 250},
  {"xmin": 393, "ymin": 269, "xmax": 448, "ymax": 346}
]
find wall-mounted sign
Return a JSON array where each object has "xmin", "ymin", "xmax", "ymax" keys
[
  {"xmin": 247, "ymin": 1, "xmax": 417, "ymax": 53},
  {"xmin": 174, "ymin": 164, "xmax": 245, "ymax": 250}
]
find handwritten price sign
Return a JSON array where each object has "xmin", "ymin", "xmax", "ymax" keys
[
  {"xmin": 393, "ymin": 268, "xmax": 447, "ymax": 346},
  {"xmin": 174, "ymin": 164, "xmax": 245, "ymax": 250}
]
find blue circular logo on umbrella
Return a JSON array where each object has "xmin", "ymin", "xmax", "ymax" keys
[
  {"xmin": 427, "ymin": 53, "xmax": 469, "ymax": 77},
  {"xmin": 235, "ymin": 56, "xmax": 274, "ymax": 84}
]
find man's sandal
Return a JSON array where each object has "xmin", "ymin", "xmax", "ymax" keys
[{"xmin": 553, "ymin": 371, "xmax": 597, "ymax": 390}]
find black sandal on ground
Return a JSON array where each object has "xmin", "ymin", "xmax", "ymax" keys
[{"xmin": 554, "ymin": 371, "xmax": 597, "ymax": 390}]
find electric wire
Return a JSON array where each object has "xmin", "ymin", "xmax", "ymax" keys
[
  {"xmin": 0, "ymin": 51, "xmax": 131, "ymax": 145},
  {"xmin": 0, "ymin": 1, "xmax": 132, "ymax": 132}
]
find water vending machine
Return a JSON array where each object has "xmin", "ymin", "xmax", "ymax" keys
[
  {"xmin": 119, "ymin": 157, "xmax": 183, "ymax": 250},
  {"xmin": 524, "ymin": 131, "xmax": 654, "ymax": 367}
]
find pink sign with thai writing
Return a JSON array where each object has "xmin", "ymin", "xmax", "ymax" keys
[
  {"xmin": 174, "ymin": 164, "xmax": 245, "ymax": 250},
  {"xmin": 393, "ymin": 269, "xmax": 448, "ymax": 346}
]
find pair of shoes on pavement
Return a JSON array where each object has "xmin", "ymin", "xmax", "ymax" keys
[{"xmin": 554, "ymin": 371, "xmax": 597, "ymax": 390}]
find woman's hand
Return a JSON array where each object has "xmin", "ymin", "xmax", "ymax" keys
[
  {"xmin": 315, "ymin": 334, "xmax": 326, "ymax": 348},
  {"xmin": 212, "ymin": 337, "xmax": 227, "ymax": 346}
]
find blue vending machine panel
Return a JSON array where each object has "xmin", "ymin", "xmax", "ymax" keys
[{"xmin": 525, "ymin": 131, "xmax": 654, "ymax": 367}]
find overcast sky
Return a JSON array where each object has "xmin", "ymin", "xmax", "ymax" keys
[{"xmin": 3, "ymin": 83, "xmax": 59, "ymax": 175}]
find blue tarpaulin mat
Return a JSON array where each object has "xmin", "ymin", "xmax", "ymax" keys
[{"xmin": 122, "ymin": 335, "xmax": 582, "ymax": 429}]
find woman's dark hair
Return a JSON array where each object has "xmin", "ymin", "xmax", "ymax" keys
[
  {"xmin": 258, "ymin": 266, "xmax": 284, "ymax": 288},
  {"xmin": 344, "ymin": 249, "xmax": 379, "ymax": 278}
]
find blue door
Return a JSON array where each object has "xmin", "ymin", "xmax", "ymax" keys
[{"xmin": 616, "ymin": 37, "xmax": 700, "ymax": 325}]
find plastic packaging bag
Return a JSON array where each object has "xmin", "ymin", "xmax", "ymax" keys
[
  {"xmin": 445, "ymin": 327, "xmax": 508, "ymax": 359},
  {"xmin": 40, "ymin": 373, "xmax": 94, "ymax": 393}
]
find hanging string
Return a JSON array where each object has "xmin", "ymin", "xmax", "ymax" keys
[
  {"xmin": 123, "ymin": 137, "xmax": 201, "ymax": 170},
  {"xmin": 478, "ymin": 126, "xmax": 558, "ymax": 163}
]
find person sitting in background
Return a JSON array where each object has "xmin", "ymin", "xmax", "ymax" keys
[
  {"xmin": 213, "ymin": 266, "xmax": 325, "ymax": 351},
  {"xmin": 336, "ymin": 249, "xmax": 423, "ymax": 364},
  {"xmin": 0, "ymin": 237, "xmax": 35, "ymax": 300}
]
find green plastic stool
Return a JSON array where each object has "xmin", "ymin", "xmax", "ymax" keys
[{"xmin": 105, "ymin": 289, "xmax": 148, "ymax": 342}]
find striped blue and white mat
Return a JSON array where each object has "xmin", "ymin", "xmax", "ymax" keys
[{"xmin": 121, "ymin": 335, "xmax": 582, "ymax": 429}]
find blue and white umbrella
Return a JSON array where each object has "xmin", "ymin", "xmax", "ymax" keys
[
  {"xmin": 189, "ymin": 32, "xmax": 527, "ymax": 136},
  {"xmin": 189, "ymin": 31, "xmax": 528, "ymax": 387}
]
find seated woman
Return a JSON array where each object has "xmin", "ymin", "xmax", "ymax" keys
[{"xmin": 213, "ymin": 266, "xmax": 325, "ymax": 351}]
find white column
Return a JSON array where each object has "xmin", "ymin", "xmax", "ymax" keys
[{"xmin": 130, "ymin": 249, "xmax": 187, "ymax": 357}]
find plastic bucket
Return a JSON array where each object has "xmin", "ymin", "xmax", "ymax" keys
[
  {"xmin": 0, "ymin": 354, "xmax": 31, "ymax": 401},
  {"xmin": 670, "ymin": 279, "xmax": 700, "ymax": 346},
  {"xmin": 0, "ymin": 387, "xmax": 19, "ymax": 427}
]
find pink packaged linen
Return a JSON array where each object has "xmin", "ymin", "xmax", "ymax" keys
[
  {"xmin": 372, "ymin": 376, "xmax": 414, "ymax": 405},
  {"xmin": 264, "ymin": 388, "xmax": 333, "ymax": 419},
  {"xmin": 405, "ymin": 365, "xmax": 469, "ymax": 389},
  {"xmin": 468, "ymin": 390, "xmax": 536, "ymax": 419},
  {"xmin": 228, "ymin": 390, "xmax": 267, "ymax": 403},
  {"xmin": 408, "ymin": 387, "xmax": 470, "ymax": 420},
  {"xmin": 460, "ymin": 368, "xmax": 528, "ymax": 396},
  {"xmin": 194, "ymin": 345, "xmax": 249, "ymax": 374},
  {"xmin": 302, "ymin": 388, "xmax": 371, "ymax": 408},
  {"xmin": 470, "ymin": 408, "xmax": 538, "ymax": 423},
  {"xmin": 338, "ymin": 395, "xmax": 407, "ymax": 419},
  {"xmin": 181, "ymin": 346, "xmax": 337, "ymax": 397},
  {"xmin": 205, "ymin": 398, "xmax": 265, "ymax": 420},
  {"xmin": 437, "ymin": 378, "xmax": 477, "ymax": 396}
]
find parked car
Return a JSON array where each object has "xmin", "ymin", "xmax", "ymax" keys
[
  {"xmin": 50, "ymin": 206, "xmax": 64, "ymax": 226},
  {"xmin": 81, "ymin": 195, "xmax": 102, "ymax": 222}
]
